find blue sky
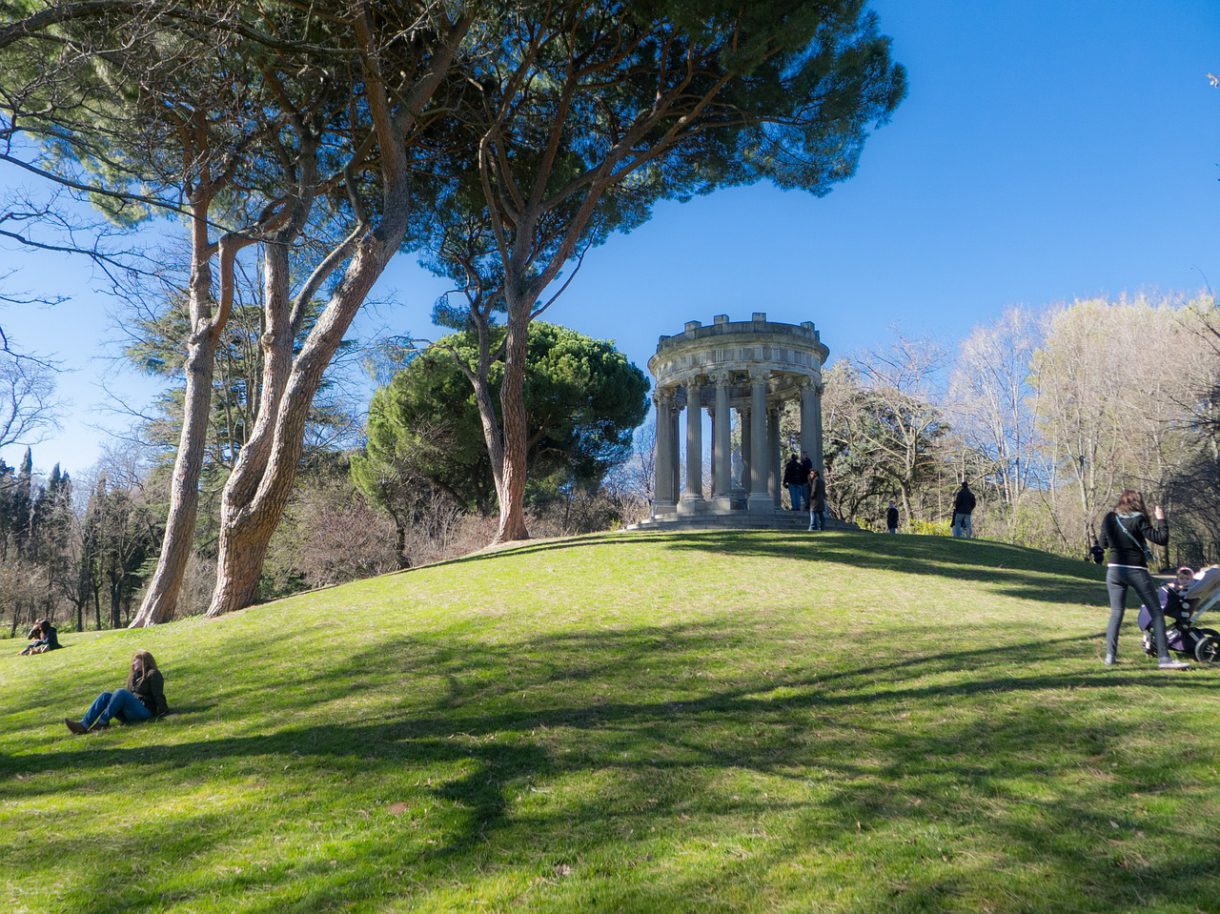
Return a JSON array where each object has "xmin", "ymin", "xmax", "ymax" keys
[{"xmin": 2, "ymin": 0, "xmax": 1219, "ymax": 476}]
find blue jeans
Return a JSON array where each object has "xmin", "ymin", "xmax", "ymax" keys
[
  {"xmin": 1106, "ymin": 566, "xmax": 1170, "ymax": 661},
  {"xmin": 81, "ymin": 689, "xmax": 152, "ymax": 729},
  {"xmin": 808, "ymin": 509, "xmax": 825, "ymax": 530},
  {"xmin": 952, "ymin": 514, "xmax": 973, "ymax": 538},
  {"xmin": 786, "ymin": 484, "xmax": 805, "ymax": 511}
]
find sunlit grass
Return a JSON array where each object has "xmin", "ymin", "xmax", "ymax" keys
[{"xmin": 2, "ymin": 530, "xmax": 1217, "ymax": 913}]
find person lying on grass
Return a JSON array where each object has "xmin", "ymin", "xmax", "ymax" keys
[{"xmin": 65, "ymin": 650, "xmax": 169, "ymax": 734}]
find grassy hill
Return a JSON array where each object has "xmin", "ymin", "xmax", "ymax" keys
[{"xmin": 2, "ymin": 530, "xmax": 1218, "ymax": 913}]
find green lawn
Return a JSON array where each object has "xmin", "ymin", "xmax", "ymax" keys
[{"xmin": 2, "ymin": 531, "xmax": 1217, "ymax": 913}]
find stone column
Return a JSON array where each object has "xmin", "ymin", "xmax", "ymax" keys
[
  {"xmin": 768, "ymin": 405, "xmax": 781, "ymax": 507},
  {"xmin": 678, "ymin": 378, "xmax": 705, "ymax": 512},
  {"xmin": 813, "ymin": 382, "xmax": 825, "ymax": 474},
  {"xmin": 671, "ymin": 393, "xmax": 682, "ymax": 501},
  {"xmin": 747, "ymin": 369, "xmax": 772, "ymax": 513},
  {"xmin": 652, "ymin": 389, "xmax": 676, "ymax": 514},
  {"xmin": 800, "ymin": 379, "xmax": 817, "ymax": 462},
  {"xmin": 740, "ymin": 406, "xmax": 752, "ymax": 493},
  {"xmin": 713, "ymin": 373, "xmax": 731, "ymax": 511}
]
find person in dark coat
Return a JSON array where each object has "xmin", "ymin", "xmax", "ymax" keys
[
  {"xmin": 20, "ymin": 619, "xmax": 61, "ymax": 655},
  {"xmin": 799, "ymin": 451, "xmax": 814, "ymax": 510},
  {"xmin": 65, "ymin": 649, "xmax": 170, "ymax": 733},
  {"xmin": 1097, "ymin": 488, "xmax": 1188, "ymax": 670},
  {"xmin": 885, "ymin": 501, "xmax": 899, "ymax": 534},
  {"xmin": 951, "ymin": 481, "xmax": 976, "ymax": 538},
  {"xmin": 807, "ymin": 469, "xmax": 827, "ymax": 531},
  {"xmin": 782, "ymin": 454, "xmax": 805, "ymax": 512}
]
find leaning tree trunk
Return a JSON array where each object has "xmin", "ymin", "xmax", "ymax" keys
[
  {"xmin": 207, "ymin": 236, "xmax": 398, "ymax": 617},
  {"xmin": 128, "ymin": 325, "xmax": 218, "ymax": 626},
  {"xmin": 495, "ymin": 301, "xmax": 531, "ymax": 543},
  {"xmin": 130, "ymin": 196, "xmax": 246, "ymax": 627}
]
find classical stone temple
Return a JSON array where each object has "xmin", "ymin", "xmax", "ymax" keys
[{"xmin": 638, "ymin": 312, "xmax": 832, "ymax": 529}]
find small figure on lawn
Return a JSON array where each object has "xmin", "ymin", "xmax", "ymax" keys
[
  {"xmin": 20, "ymin": 619, "xmax": 61, "ymax": 655},
  {"xmin": 951, "ymin": 480, "xmax": 975, "ymax": 538},
  {"xmin": 808, "ymin": 469, "xmax": 827, "ymax": 531},
  {"xmin": 782, "ymin": 453, "xmax": 806, "ymax": 512},
  {"xmin": 886, "ymin": 501, "xmax": 899, "ymax": 534},
  {"xmin": 65, "ymin": 649, "xmax": 170, "ymax": 734}
]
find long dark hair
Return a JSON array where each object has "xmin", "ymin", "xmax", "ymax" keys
[
  {"xmin": 1115, "ymin": 488, "xmax": 1149, "ymax": 517},
  {"xmin": 127, "ymin": 650, "xmax": 160, "ymax": 690}
]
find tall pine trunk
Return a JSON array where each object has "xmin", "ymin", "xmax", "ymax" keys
[
  {"xmin": 495, "ymin": 299, "xmax": 531, "ymax": 542},
  {"xmin": 207, "ymin": 237, "xmax": 397, "ymax": 616},
  {"xmin": 130, "ymin": 194, "xmax": 239, "ymax": 627}
]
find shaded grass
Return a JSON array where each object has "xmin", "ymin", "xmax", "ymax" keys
[{"xmin": 2, "ymin": 530, "xmax": 1218, "ymax": 913}]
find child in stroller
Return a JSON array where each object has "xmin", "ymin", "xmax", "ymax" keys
[{"xmin": 1139, "ymin": 566, "xmax": 1220, "ymax": 663}]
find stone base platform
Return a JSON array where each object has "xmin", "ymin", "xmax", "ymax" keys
[{"xmin": 626, "ymin": 509, "xmax": 857, "ymax": 532}]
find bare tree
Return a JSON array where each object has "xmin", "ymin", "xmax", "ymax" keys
[{"xmin": 947, "ymin": 306, "xmax": 1043, "ymax": 530}]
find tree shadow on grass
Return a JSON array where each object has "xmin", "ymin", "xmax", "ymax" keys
[{"xmin": 3, "ymin": 618, "xmax": 1217, "ymax": 912}]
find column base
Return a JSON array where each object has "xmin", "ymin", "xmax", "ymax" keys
[
  {"xmin": 711, "ymin": 495, "xmax": 733, "ymax": 513},
  {"xmin": 747, "ymin": 493, "xmax": 774, "ymax": 513},
  {"xmin": 676, "ymin": 496, "xmax": 707, "ymax": 515},
  {"xmin": 651, "ymin": 500, "xmax": 677, "ymax": 518}
]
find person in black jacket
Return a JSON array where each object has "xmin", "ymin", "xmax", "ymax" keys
[
  {"xmin": 885, "ymin": 501, "xmax": 899, "ymax": 534},
  {"xmin": 1097, "ymin": 489, "xmax": 1188, "ymax": 670},
  {"xmin": 20, "ymin": 619, "xmax": 60, "ymax": 655},
  {"xmin": 951, "ymin": 481, "xmax": 976, "ymax": 538},
  {"xmin": 65, "ymin": 649, "xmax": 170, "ymax": 733},
  {"xmin": 782, "ymin": 454, "xmax": 805, "ymax": 512}
]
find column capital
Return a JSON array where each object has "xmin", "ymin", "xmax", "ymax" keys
[
  {"xmin": 712, "ymin": 370, "xmax": 733, "ymax": 386},
  {"xmin": 747, "ymin": 366, "xmax": 770, "ymax": 383}
]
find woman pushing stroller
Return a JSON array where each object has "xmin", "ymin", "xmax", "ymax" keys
[{"xmin": 1097, "ymin": 489, "xmax": 1189, "ymax": 670}]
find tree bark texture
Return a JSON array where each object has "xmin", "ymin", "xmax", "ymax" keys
[
  {"xmin": 495, "ymin": 297, "xmax": 532, "ymax": 542},
  {"xmin": 130, "ymin": 195, "xmax": 228, "ymax": 626},
  {"xmin": 207, "ymin": 236, "xmax": 399, "ymax": 616}
]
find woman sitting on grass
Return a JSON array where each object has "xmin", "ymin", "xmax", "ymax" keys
[
  {"xmin": 20, "ymin": 619, "xmax": 60, "ymax": 655},
  {"xmin": 65, "ymin": 650, "xmax": 169, "ymax": 734}
]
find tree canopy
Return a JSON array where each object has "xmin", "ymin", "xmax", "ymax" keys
[{"xmin": 354, "ymin": 322, "xmax": 649, "ymax": 517}]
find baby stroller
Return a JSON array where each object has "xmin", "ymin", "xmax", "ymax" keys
[{"xmin": 1139, "ymin": 567, "xmax": 1220, "ymax": 663}]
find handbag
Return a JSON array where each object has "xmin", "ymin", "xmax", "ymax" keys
[{"xmin": 1113, "ymin": 513, "xmax": 1155, "ymax": 563}]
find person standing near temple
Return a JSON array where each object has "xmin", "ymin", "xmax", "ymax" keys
[
  {"xmin": 799, "ymin": 451, "xmax": 814, "ymax": 510},
  {"xmin": 782, "ymin": 454, "xmax": 805, "ymax": 512},
  {"xmin": 951, "ymin": 481, "xmax": 976, "ymax": 538},
  {"xmin": 808, "ymin": 469, "xmax": 827, "ymax": 531}
]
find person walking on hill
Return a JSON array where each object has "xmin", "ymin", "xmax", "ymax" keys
[
  {"xmin": 951, "ymin": 481, "xmax": 976, "ymax": 538},
  {"xmin": 808, "ymin": 469, "xmax": 827, "ymax": 531},
  {"xmin": 1098, "ymin": 489, "xmax": 1188, "ymax": 670},
  {"xmin": 783, "ymin": 454, "xmax": 806, "ymax": 512},
  {"xmin": 885, "ymin": 501, "xmax": 899, "ymax": 534},
  {"xmin": 65, "ymin": 650, "xmax": 170, "ymax": 734}
]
